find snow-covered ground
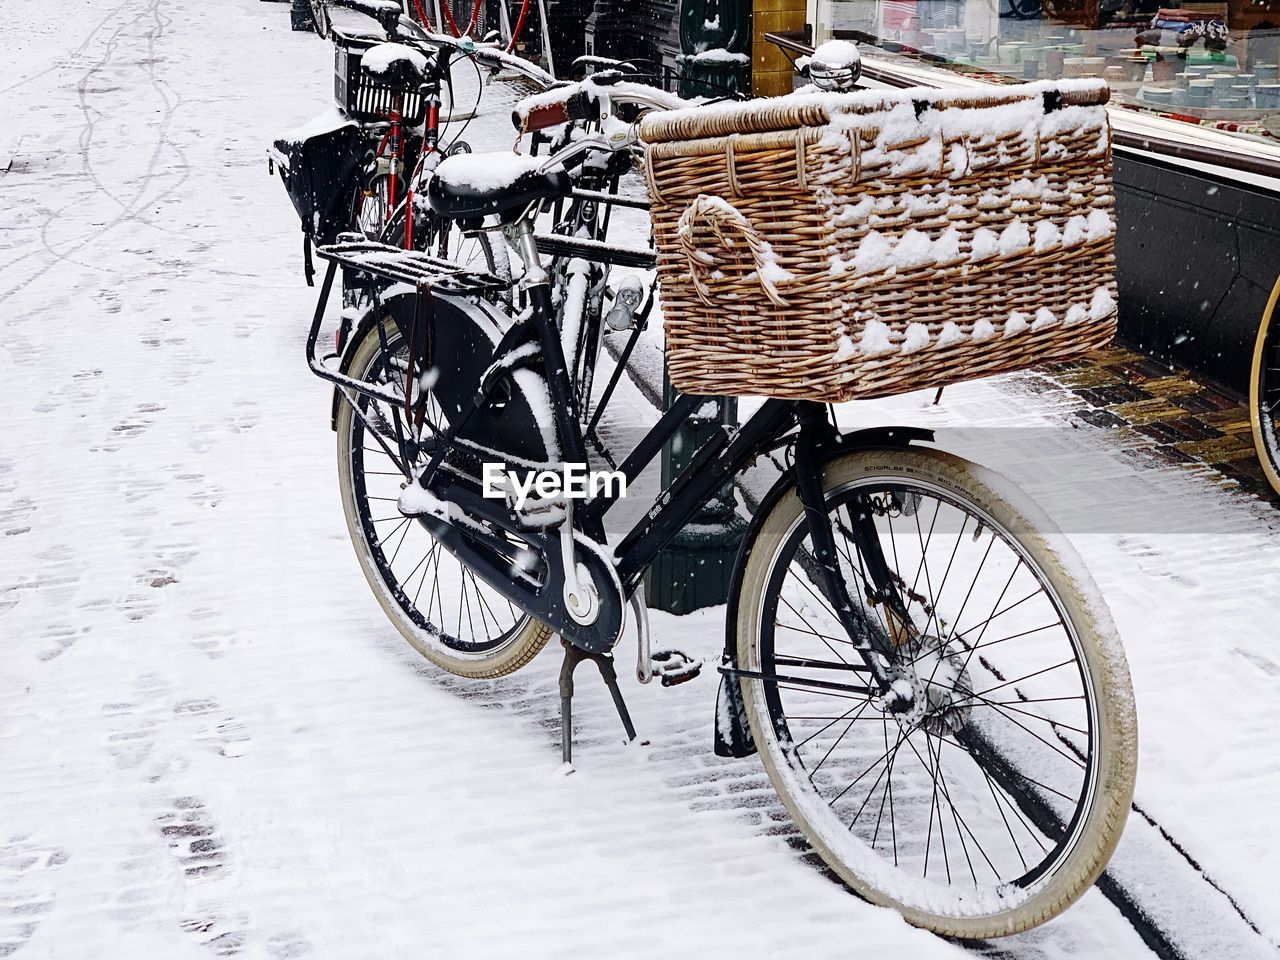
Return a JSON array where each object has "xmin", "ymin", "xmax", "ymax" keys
[{"xmin": 1, "ymin": 2, "xmax": 1277, "ymax": 958}]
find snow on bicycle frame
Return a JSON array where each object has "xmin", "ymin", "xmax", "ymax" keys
[{"xmin": 640, "ymin": 79, "xmax": 1119, "ymax": 403}]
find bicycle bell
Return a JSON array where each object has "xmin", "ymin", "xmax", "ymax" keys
[{"xmin": 808, "ymin": 40, "xmax": 862, "ymax": 92}]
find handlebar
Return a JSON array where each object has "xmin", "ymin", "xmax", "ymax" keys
[
  {"xmin": 512, "ymin": 74, "xmax": 695, "ymax": 135},
  {"xmin": 413, "ymin": 30, "xmax": 556, "ymax": 89}
]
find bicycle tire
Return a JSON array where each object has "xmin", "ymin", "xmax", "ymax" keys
[
  {"xmin": 733, "ymin": 447, "xmax": 1136, "ymax": 938},
  {"xmin": 1249, "ymin": 273, "xmax": 1280, "ymax": 497},
  {"xmin": 309, "ymin": 0, "xmax": 330, "ymax": 38},
  {"xmin": 336, "ymin": 312, "xmax": 552, "ymax": 679}
]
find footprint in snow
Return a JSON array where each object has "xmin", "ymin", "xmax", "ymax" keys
[
  {"xmin": 117, "ymin": 592, "xmax": 160, "ymax": 622},
  {"xmin": 158, "ymin": 797, "xmax": 229, "ymax": 882},
  {"xmin": 156, "ymin": 542, "xmax": 199, "ymax": 571},
  {"xmin": 181, "ymin": 476, "xmax": 223, "ymax": 507},
  {"xmin": 108, "ymin": 843, "xmax": 170, "ymax": 926},
  {"xmin": 189, "ymin": 628, "xmax": 237, "ymax": 661},
  {"xmin": 227, "ymin": 402, "xmax": 257, "ymax": 434},
  {"xmin": 173, "ymin": 699, "xmax": 251, "ymax": 758},
  {"xmin": 121, "ymin": 477, "xmax": 164, "ymax": 504},
  {"xmin": 104, "ymin": 700, "xmax": 160, "ymax": 771},
  {"xmin": 157, "ymin": 797, "xmax": 249, "ymax": 956},
  {"xmin": 35, "ymin": 622, "xmax": 85, "ymax": 662},
  {"xmin": 104, "ymin": 674, "xmax": 181, "ymax": 774},
  {"xmin": 266, "ymin": 932, "xmax": 314, "ymax": 959},
  {"xmin": 0, "ymin": 835, "xmax": 68, "ymax": 958},
  {"xmin": 0, "ymin": 497, "xmax": 35, "ymax": 538}
]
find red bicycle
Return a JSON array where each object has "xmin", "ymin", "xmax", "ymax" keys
[{"xmin": 334, "ymin": 20, "xmax": 553, "ymax": 277}]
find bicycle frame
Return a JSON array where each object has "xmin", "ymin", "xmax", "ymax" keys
[{"xmin": 307, "ymin": 240, "xmax": 912, "ymax": 698}]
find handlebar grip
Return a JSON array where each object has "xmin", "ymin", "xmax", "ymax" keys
[
  {"xmin": 564, "ymin": 89, "xmax": 599, "ymax": 122},
  {"xmin": 513, "ymin": 100, "xmax": 571, "ymax": 135},
  {"xmin": 512, "ymin": 87, "xmax": 601, "ymax": 134}
]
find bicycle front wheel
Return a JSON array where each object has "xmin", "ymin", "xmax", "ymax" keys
[{"xmin": 734, "ymin": 447, "xmax": 1136, "ymax": 938}]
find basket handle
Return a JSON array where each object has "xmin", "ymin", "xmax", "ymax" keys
[{"xmin": 676, "ymin": 195, "xmax": 790, "ymax": 308}]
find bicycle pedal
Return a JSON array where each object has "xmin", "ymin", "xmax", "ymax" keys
[{"xmin": 650, "ymin": 649, "xmax": 702, "ymax": 687}]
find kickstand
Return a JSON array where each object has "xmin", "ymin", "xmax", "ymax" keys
[{"xmin": 558, "ymin": 638, "xmax": 638, "ymax": 766}]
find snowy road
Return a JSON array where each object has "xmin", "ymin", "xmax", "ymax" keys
[{"xmin": 1, "ymin": 2, "xmax": 1278, "ymax": 958}]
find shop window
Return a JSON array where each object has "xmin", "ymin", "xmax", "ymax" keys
[{"xmin": 808, "ymin": 0, "xmax": 1280, "ymax": 145}]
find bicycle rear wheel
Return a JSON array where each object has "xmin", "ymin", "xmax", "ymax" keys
[
  {"xmin": 335, "ymin": 311, "xmax": 551, "ymax": 678},
  {"xmin": 1249, "ymin": 274, "xmax": 1280, "ymax": 496},
  {"xmin": 734, "ymin": 447, "xmax": 1136, "ymax": 937}
]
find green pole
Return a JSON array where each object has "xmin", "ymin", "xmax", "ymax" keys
[
  {"xmin": 644, "ymin": 371, "xmax": 746, "ymax": 614},
  {"xmin": 643, "ymin": 0, "xmax": 752, "ymax": 614}
]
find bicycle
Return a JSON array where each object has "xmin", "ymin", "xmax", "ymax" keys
[
  {"xmin": 514, "ymin": 71, "xmax": 684, "ymax": 426},
  {"xmin": 324, "ymin": 24, "xmax": 561, "ymax": 351},
  {"xmin": 299, "ymin": 81, "xmax": 1138, "ymax": 937},
  {"xmin": 346, "ymin": 25, "xmax": 554, "ymax": 243}
]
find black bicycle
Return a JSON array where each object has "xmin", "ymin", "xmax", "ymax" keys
[{"xmin": 300, "ymin": 86, "xmax": 1137, "ymax": 939}]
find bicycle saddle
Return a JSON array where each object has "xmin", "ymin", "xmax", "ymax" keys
[{"xmin": 428, "ymin": 153, "xmax": 570, "ymax": 222}]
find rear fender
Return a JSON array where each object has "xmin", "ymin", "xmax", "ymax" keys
[
  {"xmin": 713, "ymin": 425, "xmax": 933, "ymax": 758},
  {"xmin": 329, "ymin": 306, "xmax": 381, "ymax": 431}
]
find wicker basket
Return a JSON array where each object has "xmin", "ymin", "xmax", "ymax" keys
[{"xmin": 639, "ymin": 81, "xmax": 1119, "ymax": 402}]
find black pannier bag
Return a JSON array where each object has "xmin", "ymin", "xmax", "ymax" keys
[{"xmin": 270, "ymin": 113, "xmax": 364, "ymax": 283}]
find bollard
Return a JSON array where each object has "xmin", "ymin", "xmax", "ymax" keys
[
  {"xmin": 674, "ymin": 0, "xmax": 751, "ymax": 97},
  {"xmin": 291, "ymin": 0, "xmax": 316, "ymax": 31},
  {"xmin": 644, "ymin": 370, "xmax": 746, "ymax": 614}
]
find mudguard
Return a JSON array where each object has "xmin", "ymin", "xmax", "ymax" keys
[
  {"xmin": 713, "ymin": 425, "xmax": 934, "ymax": 758},
  {"xmin": 329, "ymin": 291, "xmax": 554, "ymax": 466}
]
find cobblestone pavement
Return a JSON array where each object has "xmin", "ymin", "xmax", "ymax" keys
[{"xmin": 1037, "ymin": 347, "xmax": 1278, "ymax": 506}]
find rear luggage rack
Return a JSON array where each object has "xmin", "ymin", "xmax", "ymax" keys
[{"xmin": 314, "ymin": 236, "xmax": 508, "ymax": 295}]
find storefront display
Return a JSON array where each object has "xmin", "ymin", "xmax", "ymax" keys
[
  {"xmin": 769, "ymin": 0, "xmax": 1280, "ymax": 492},
  {"xmin": 806, "ymin": 0, "xmax": 1280, "ymax": 145}
]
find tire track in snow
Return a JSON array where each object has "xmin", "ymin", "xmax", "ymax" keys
[{"xmin": 0, "ymin": 0, "xmax": 191, "ymax": 305}]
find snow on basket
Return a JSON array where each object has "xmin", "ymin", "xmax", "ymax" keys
[{"xmin": 638, "ymin": 80, "xmax": 1119, "ymax": 402}]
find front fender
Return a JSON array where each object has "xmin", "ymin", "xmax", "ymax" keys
[{"xmin": 713, "ymin": 424, "xmax": 934, "ymax": 758}]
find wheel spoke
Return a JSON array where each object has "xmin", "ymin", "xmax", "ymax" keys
[
  {"xmin": 778, "ymin": 594, "xmax": 853, "ymax": 666},
  {"xmin": 806, "ymin": 695, "xmax": 876, "ymax": 780},
  {"xmin": 827, "ymin": 720, "xmax": 922, "ymax": 808},
  {"xmin": 793, "ymin": 702, "xmax": 865, "ymax": 750}
]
